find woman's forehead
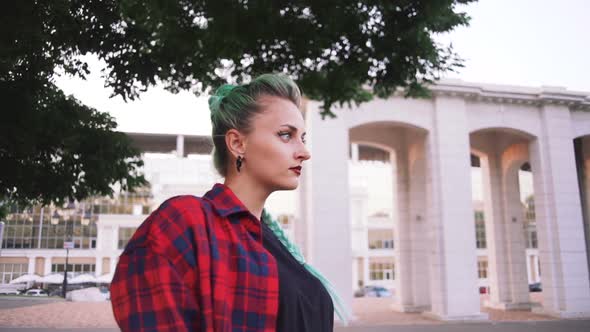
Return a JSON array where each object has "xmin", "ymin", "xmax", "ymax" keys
[{"xmin": 253, "ymin": 96, "xmax": 305, "ymax": 129}]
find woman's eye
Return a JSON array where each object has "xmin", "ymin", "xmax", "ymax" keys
[{"xmin": 278, "ymin": 132, "xmax": 292, "ymax": 140}]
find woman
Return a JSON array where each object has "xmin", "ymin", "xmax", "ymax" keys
[{"xmin": 110, "ymin": 73, "xmax": 350, "ymax": 331}]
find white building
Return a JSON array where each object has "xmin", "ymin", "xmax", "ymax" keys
[{"xmin": 2, "ymin": 80, "xmax": 590, "ymax": 321}]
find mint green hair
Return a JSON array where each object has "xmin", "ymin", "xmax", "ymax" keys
[
  {"xmin": 208, "ymin": 73, "xmax": 302, "ymax": 177},
  {"xmin": 261, "ymin": 209, "xmax": 353, "ymax": 325}
]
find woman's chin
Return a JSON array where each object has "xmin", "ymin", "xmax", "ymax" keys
[{"xmin": 275, "ymin": 179, "xmax": 299, "ymax": 191}]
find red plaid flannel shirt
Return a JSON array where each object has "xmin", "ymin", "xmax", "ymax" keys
[{"xmin": 111, "ymin": 183, "xmax": 279, "ymax": 331}]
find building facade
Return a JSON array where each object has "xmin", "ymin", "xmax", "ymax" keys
[
  {"xmin": 2, "ymin": 80, "xmax": 590, "ymax": 321},
  {"xmin": 298, "ymin": 80, "xmax": 590, "ymax": 319}
]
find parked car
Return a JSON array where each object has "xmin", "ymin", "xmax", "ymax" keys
[
  {"xmin": 354, "ymin": 286, "xmax": 392, "ymax": 298},
  {"xmin": 0, "ymin": 288, "xmax": 21, "ymax": 295},
  {"xmin": 529, "ymin": 282, "xmax": 542, "ymax": 292},
  {"xmin": 24, "ymin": 289, "xmax": 48, "ymax": 296}
]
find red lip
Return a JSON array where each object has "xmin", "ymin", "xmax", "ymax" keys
[{"xmin": 289, "ymin": 166, "xmax": 302, "ymax": 175}]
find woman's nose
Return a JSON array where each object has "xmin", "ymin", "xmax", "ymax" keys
[{"xmin": 297, "ymin": 144, "xmax": 311, "ymax": 161}]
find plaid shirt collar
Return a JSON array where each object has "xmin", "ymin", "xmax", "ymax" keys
[
  {"xmin": 203, "ymin": 183, "xmax": 250, "ymax": 217},
  {"xmin": 203, "ymin": 183, "xmax": 265, "ymax": 242}
]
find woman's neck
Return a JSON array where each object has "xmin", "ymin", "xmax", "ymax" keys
[{"xmin": 224, "ymin": 176, "xmax": 269, "ymax": 221}]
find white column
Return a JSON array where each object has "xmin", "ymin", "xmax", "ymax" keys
[
  {"xmin": 424, "ymin": 96, "xmax": 486, "ymax": 320},
  {"xmin": 529, "ymin": 105, "xmax": 590, "ymax": 317},
  {"xmin": 501, "ymin": 168, "xmax": 532, "ymax": 307},
  {"xmin": 43, "ymin": 256, "xmax": 52, "ymax": 276},
  {"xmin": 95, "ymin": 256, "xmax": 102, "ymax": 276},
  {"xmin": 479, "ymin": 152, "xmax": 512, "ymax": 306},
  {"xmin": 391, "ymin": 136, "xmax": 430, "ymax": 313},
  {"xmin": 296, "ymin": 155, "xmax": 311, "ymax": 261},
  {"xmin": 176, "ymin": 135, "xmax": 185, "ymax": 158},
  {"xmin": 306, "ymin": 102, "xmax": 353, "ymax": 319},
  {"xmin": 351, "ymin": 143, "xmax": 360, "ymax": 162},
  {"xmin": 408, "ymin": 135, "xmax": 431, "ymax": 310},
  {"xmin": 392, "ymin": 145, "xmax": 414, "ymax": 310},
  {"xmin": 27, "ymin": 257, "xmax": 35, "ymax": 275}
]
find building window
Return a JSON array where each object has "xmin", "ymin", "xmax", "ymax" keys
[
  {"xmin": 368, "ymin": 231, "xmax": 394, "ymax": 250},
  {"xmin": 40, "ymin": 220, "xmax": 97, "ymax": 249},
  {"xmin": 2, "ymin": 206, "xmax": 97, "ymax": 250},
  {"xmin": 523, "ymin": 195, "xmax": 538, "ymax": 249},
  {"xmin": 524, "ymin": 195, "xmax": 535, "ymax": 222},
  {"xmin": 477, "ymin": 260, "xmax": 488, "ymax": 279},
  {"xmin": 525, "ymin": 223, "xmax": 538, "ymax": 249},
  {"xmin": 474, "ymin": 211, "xmax": 486, "ymax": 249},
  {"xmin": 51, "ymin": 263, "xmax": 95, "ymax": 276},
  {"xmin": 0, "ymin": 263, "xmax": 28, "ymax": 284},
  {"xmin": 369, "ymin": 239, "xmax": 394, "ymax": 250},
  {"xmin": 369, "ymin": 261, "xmax": 395, "ymax": 281},
  {"xmin": 89, "ymin": 187, "xmax": 153, "ymax": 215},
  {"xmin": 118, "ymin": 227, "xmax": 137, "ymax": 249},
  {"xmin": 475, "ymin": 222, "xmax": 486, "ymax": 249}
]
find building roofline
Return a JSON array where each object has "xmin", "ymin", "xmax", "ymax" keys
[{"xmin": 430, "ymin": 79, "xmax": 590, "ymax": 110}]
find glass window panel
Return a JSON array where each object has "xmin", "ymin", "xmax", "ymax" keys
[
  {"xmin": 16, "ymin": 226, "xmax": 24, "ymax": 237},
  {"xmin": 73, "ymin": 225, "xmax": 82, "ymax": 237}
]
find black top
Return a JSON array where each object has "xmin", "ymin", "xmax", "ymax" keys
[{"xmin": 260, "ymin": 220, "xmax": 334, "ymax": 332}]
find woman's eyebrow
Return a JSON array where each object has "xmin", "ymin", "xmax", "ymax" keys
[
  {"xmin": 280, "ymin": 124, "xmax": 306, "ymax": 136},
  {"xmin": 280, "ymin": 124, "xmax": 300, "ymax": 132}
]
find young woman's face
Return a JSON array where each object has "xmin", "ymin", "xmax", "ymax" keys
[{"xmin": 243, "ymin": 95, "xmax": 310, "ymax": 191}]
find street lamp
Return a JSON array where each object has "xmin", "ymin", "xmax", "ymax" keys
[
  {"xmin": 62, "ymin": 244, "xmax": 70, "ymax": 298},
  {"xmin": 62, "ymin": 219, "xmax": 74, "ymax": 299}
]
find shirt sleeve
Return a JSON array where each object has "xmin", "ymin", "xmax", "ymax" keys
[{"xmin": 110, "ymin": 246, "xmax": 201, "ymax": 332}]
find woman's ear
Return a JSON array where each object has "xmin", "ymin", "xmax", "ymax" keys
[{"xmin": 225, "ymin": 128, "xmax": 247, "ymax": 158}]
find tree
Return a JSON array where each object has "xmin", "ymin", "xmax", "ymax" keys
[{"xmin": 1, "ymin": 0, "xmax": 473, "ymax": 211}]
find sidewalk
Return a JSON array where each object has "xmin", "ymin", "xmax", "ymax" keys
[{"xmin": 0, "ymin": 294, "xmax": 555, "ymax": 329}]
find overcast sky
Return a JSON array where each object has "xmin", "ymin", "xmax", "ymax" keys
[{"xmin": 55, "ymin": 0, "xmax": 590, "ymax": 136}]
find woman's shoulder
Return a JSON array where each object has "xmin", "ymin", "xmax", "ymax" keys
[{"xmin": 123, "ymin": 195, "xmax": 212, "ymax": 256}]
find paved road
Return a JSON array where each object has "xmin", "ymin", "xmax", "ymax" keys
[
  {"xmin": 0, "ymin": 296, "xmax": 64, "ymax": 310},
  {"xmin": 1, "ymin": 321, "xmax": 589, "ymax": 332}
]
